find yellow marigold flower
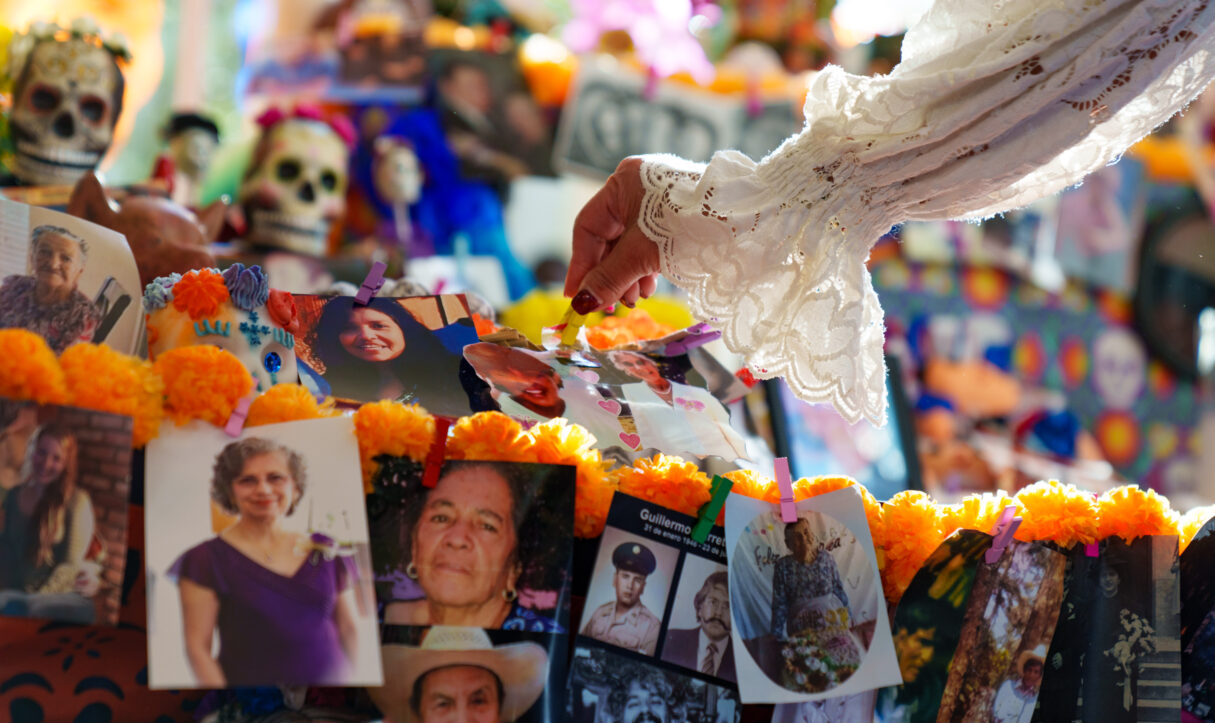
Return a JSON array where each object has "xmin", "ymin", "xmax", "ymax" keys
[
  {"xmin": 940, "ymin": 492, "xmax": 1024, "ymax": 540},
  {"xmin": 1015, "ymin": 480, "xmax": 1099, "ymax": 548},
  {"xmin": 618, "ymin": 454, "xmax": 712, "ymax": 519},
  {"xmin": 153, "ymin": 346, "xmax": 253, "ymax": 427},
  {"xmin": 1096, "ymin": 485, "xmax": 1180, "ymax": 544},
  {"xmin": 881, "ymin": 490, "xmax": 946, "ymax": 605},
  {"xmin": 0, "ymin": 329, "xmax": 68, "ymax": 404},
  {"xmin": 353, "ymin": 401, "xmax": 435, "ymax": 493},
  {"xmin": 246, "ymin": 384, "xmax": 337, "ymax": 428},
  {"xmin": 61, "ymin": 342, "xmax": 164, "ymax": 447},
  {"xmin": 1180, "ymin": 505, "xmax": 1215, "ymax": 555},
  {"xmin": 448, "ymin": 412, "xmax": 531, "ymax": 462}
]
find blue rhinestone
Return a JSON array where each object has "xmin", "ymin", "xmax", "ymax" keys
[{"xmin": 263, "ymin": 351, "xmax": 283, "ymax": 373}]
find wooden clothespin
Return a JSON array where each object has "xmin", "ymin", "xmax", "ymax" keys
[
  {"xmin": 421, "ymin": 417, "xmax": 452, "ymax": 488},
  {"xmin": 355, "ymin": 261, "xmax": 388, "ymax": 305},
  {"xmin": 985, "ymin": 505, "xmax": 1022, "ymax": 563},
  {"xmin": 774, "ymin": 457, "xmax": 797, "ymax": 523},
  {"xmin": 691, "ymin": 476, "xmax": 733, "ymax": 543}
]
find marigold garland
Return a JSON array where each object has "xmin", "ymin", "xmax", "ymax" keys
[
  {"xmin": 447, "ymin": 412, "xmax": 532, "ymax": 462},
  {"xmin": 171, "ymin": 268, "xmax": 230, "ymax": 320},
  {"xmin": 939, "ymin": 492, "xmax": 1025, "ymax": 540},
  {"xmin": 246, "ymin": 384, "xmax": 336, "ymax": 428},
  {"xmin": 60, "ymin": 343, "xmax": 164, "ymax": 447},
  {"xmin": 522, "ymin": 419, "xmax": 619, "ymax": 538},
  {"xmin": 1179, "ymin": 505, "xmax": 1215, "ymax": 555},
  {"xmin": 882, "ymin": 490, "xmax": 946, "ymax": 605},
  {"xmin": 1014, "ymin": 480, "xmax": 1099, "ymax": 548},
  {"xmin": 617, "ymin": 454, "xmax": 712, "ymax": 519},
  {"xmin": 353, "ymin": 401, "xmax": 435, "ymax": 493},
  {"xmin": 153, "ymin": 346, "xmax": 253, "ymax": 427},
  {"xmin": 723, "ymin": 468, "xmax": 779, "ymax": 503},
  {"xmin": 0, "ymin": 330, "xmax": 68, "ymax": 405},
  {"xmin": 1095, "ymin": 486, "xmax": 1180, "ymax": 544}
]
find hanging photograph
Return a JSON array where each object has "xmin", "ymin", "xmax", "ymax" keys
[
  {"xmin": 369, "ymin": 458, "xmax": 575, "ymax": 632},
  {"xmin": 0, "ymin": 199, "xmax": 143, "ymax": 355},
  {"xmin": 143, "ymin": 416, "xmax": 381, "ymax": 688},
  {"xmin": 724, "ymin": 487, "xmax": 900, "ymax": 703},
  {"xmin": 462, "ymin": 343, "xmax": 748, "ymax": 461},
  {"xmin": 579, "ymin": 527, "xmax": 680, "ymax": 657},
  {"xmin": 294, "ymin": 293, "xmax": 480, "ymax": 417},
  {"xmin": 0, "ymin": 399, "xmax": 132, "ymax": 626},
  {"xmin": 569, "ymin": 644, "xmax": 741, "ymax": 723},
  {"xmin": 1182, "ymin": 514, "xmax": 1215, "ymax": 721},
  {"xmin": 373, "ymin": 624, "xmax": 566, "ymax": 723}
]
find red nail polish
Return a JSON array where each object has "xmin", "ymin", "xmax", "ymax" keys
[{"xmin": 572, "ymin": 290, "xmax": 599, "ymax": 315}]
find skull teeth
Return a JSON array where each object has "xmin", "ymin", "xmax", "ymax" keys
[
  {"xmin": 252, "ymin": 210, "xmax": 330, "ymax": 238},
  {"xmin": 14, "ymin": 141, "xmax": 102, "ymax": 168}
]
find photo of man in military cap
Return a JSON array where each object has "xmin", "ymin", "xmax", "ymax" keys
[{"xmin": 581, "ymin": 541, "xmax": 663, "ymax": 655}]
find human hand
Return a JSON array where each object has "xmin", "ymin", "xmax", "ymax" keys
[
  {"xmin": 74, "ymin": 563, "xmax": 101, "ymax": 597},
  {"xmin": 565, "ymin": 157, "xmax": 660, "ymax": 314}
]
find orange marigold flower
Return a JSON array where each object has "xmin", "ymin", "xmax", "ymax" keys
[
  {"xmin": 61, "ymin": 343, "xmax": 164, "ymax": 447},
  {"xmin": 1015, "ymin": 480, "xmax": 1099, "ymax": 548},
  {"xmin": 1096, "ymin": 485, "xmax": 1180, "ymax": 544},
  {"xmin": 0, "ymin": 330, "xmax": 68, "ymax": 404},
  {"xmin": 940, "ymin": 492, "xmax": 1024, "ymax": 540},
  {"xmin": 353, "ymin": 401, "xmax": 435, "ymax": 493},
  {"xmin": 523, "ymin": 418, "xmax": 621, "ymax": 537},
  {"xmin": 618, "ymin": 454, "xmax": 712, "ymax": 518},
  {"xmin": 153, "ymin": 346, "xmax": 253, "ymax": 427},
  {"xmin": 585, "ymin": 309, "xmax": 678, "ymax": 349},
  {"xmin": 247, "ymin": 384, "xmax": 337, "ymax": 428},
  {"xmin": 1180, "ymin": 505, "xmax": 1215, "ymax": 555},
  {"xmin": 724, "ymin": 468, "xmax": 779, "ymax": 504},
  {"xmin": 171, "ymin": 269, "xmax": 230, "ymax": 320},
  {"xmin": 448, "ymin": 412, "xmax": 532, "ymax": 462},
  {"xmin": 881, "ymin": 490, "xmax": 946, "ymax": 605}
]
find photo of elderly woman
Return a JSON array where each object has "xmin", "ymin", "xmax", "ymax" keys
[
  {"xmin": 294, "ymin": 294, "xmax": 479, "ymax": 417},
  {"xmin": 724, "ymin": 486, "xmax": 900, "ymax": 703},
  {"xmin": 144, "ymin": 417, "xmax": 381, "ymax": 688},
  {"xmin": 373, "ymin": 626, "xmax": 554, "ymax": 723},
  {"xmin": 368, "ymin": 458, "xmax": 575, "ymax": 632},
  {"xmin": 0, "ymin": 201, "xmax": 142, "ymax": 354},
  {"xmin": 0, "ymin": 402, "xmax": 133, "ymax": 626}
]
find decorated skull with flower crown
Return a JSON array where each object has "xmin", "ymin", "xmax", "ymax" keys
[{"xmin": 144, "ymin": 265, "xmax": 300, "ymax": 391}]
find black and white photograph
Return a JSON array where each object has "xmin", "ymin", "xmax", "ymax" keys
[
  {"xmin": 144, "ymin": 416, "xmax": 381, "ymax": 688},
  {"xmin": 579, "ymin": 527, "xmax": 678, "ymax": 657},
  {"xmin": 368, "ymin": 458, "xmax": 575, "ymax": 632},
  {"xmin": 0, "ymin": 399, "xmax": 132, "ymax": 626},
  {"xmin": 0, "ymin": 199, "xmax": 142, "ymax": 355},
  {"xmin": 569, "ymin": 644, "xmax": 741, "ymax": 723},
  {"xmin": 724, "ymin": 486, "xmax": 900, "ymax": 703},
  {"xmin": 660, "ymin": 555, "xmax": 737, "ymax": 683}
]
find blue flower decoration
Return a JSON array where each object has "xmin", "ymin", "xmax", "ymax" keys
[{"xmin": 142, "ymin": 273, "xmax": 182, "ymax": 312}]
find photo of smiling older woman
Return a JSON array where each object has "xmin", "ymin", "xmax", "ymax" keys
[
  {"xmin": 294, "ymin": 294, "xmax": 481, "ymax": 417},
  {"xmin": 0, "ymin": 201, "xmax": 142, "ymax": 354},
  {"xmin": 368, "ymin": 458, "xmax": 575, "ymax": 632},
  {"xmin": 144, "ymin": 417, "xmax": 381, "ymax": 689}
]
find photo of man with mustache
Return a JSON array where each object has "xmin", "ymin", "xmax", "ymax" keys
[{"xmin": 660, "ymin": 570, "xmax": 736, "ymax": 683}]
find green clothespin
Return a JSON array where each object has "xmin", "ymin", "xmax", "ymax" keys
[{"xmin": 691, "ymin": 475, "xmax": 733, "ymax": 542}]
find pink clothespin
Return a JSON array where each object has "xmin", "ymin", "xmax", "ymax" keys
[
  {"xmin": 745, "ymin": 73, "xmax": 763, "ymax": 119},
  {"xmin": 224, "ymin": 396, "xmax": 254, "ymax": 437},
  {"xmin": 643, "ymin": 66, "xmax": 660, "ymax": 101},
  {"xmin": 774, "ymin": 457, "xmax": 797, "ymax": 523},
  {"xmin": 421, "ymin": 417, "xmax": 452, "ymax": 488},
  {"xmin": 664, "ymin": 322, "xmax": 721, "ymax": 356},
  {"xmin": 985, "ymin": 505, "xmax": 1022, "ymax": 563},
  {"xmin": 1085, "ymin": 542, "xmax": 1099, "ymax": 557},
  {"xmin": 355, "ymin": 261, "xmax": 387, "ymax": 305}
]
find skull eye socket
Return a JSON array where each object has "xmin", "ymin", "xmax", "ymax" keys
[
  {"xmin": 276, "ymin": 159, "xmax": 301, "ymax": 182},
  {"xmin": 79, "ymin": 95, "xmax": 108, "ymax": 124},
  {"xmin": 29, "ymin": 84, "xmax": 61, "ymax": 113},
  {"xmin": 320, "ymin": 169, "xmax": 339, "ymax": 192}
]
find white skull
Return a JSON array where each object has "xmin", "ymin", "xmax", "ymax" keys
[
  {"xmin": 1093, "ymin": 328, "xmax": 1147, "ymax": 409},
  {"xmin": 9, "ymin": 38, "xmax": 121, "ymax": 185},
  {"xmin": 238, "ymin": 118, "xmax": 349, "ymax": 256}
]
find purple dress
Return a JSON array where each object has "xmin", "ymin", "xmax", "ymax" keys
[{"xmin": 170, "ymin": 537, "xmax": 354, "ymax": 686}]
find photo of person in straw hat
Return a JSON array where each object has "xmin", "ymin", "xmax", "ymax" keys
[
  {"xmin": 991, "ymin": 645, "xmax": 1046, "ymax": 723},
  {"xmin": 373, "ymin": 626, "xmax": 548, "ymax": 723}
]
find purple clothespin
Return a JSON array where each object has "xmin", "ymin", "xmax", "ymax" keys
[
  {"xmin": 774, "ymin": 457, "xmax": 797, "ymax": 523},
  {"xmin": 985, "ymin": 505, "xmax": 1022, "ymax": 563},
  {"xmin": 664, "ymin": 322, "xmax": 721, "ymax": 356},
  {"xmin": 224, "ymin": 396, "xmax": 254, "ymax": 438},
  {"xmin": 355, "ymin": 261, "xmax": 387, "ymax": 305}
]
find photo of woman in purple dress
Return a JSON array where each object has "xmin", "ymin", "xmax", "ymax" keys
[{"xmin": 169, "ymin": 437, "xmax": 360, "ymax": 687}]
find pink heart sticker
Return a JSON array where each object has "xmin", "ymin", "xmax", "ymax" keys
[
  {"xmin": 572, "ymin": 368, "xmax": 600, "ymax": 384},
  {"xmin": 619, "ymin": 432, "xmax": 642, "ymax": 449},
  {"xmin": 598, "ymin": 399, "xmax": 622, "ymax": 415}
]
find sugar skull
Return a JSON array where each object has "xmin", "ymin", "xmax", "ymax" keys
[
  {"xmin": 144, "ymin": 266, "xmax": 300, "ymax": 392},
  {"xmin": 237, "ymin": 107, "xmax": 354, "ymax": 257},
  {"xmin": 1093, "ymin": 328, "xmax": 1147, "ymax": 410},
  {"xmin": 7, "ymin": 22, "xmax": 128, "ymax": 186}
]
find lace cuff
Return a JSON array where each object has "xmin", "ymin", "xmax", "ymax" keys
[{"xmin": 638, "ymin": 0, "xmax": 1215, "ymax": 426}]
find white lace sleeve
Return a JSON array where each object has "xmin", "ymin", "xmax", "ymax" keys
[{"xmin": 637, "ymin": 0, "xmax": 1215, "ymax": 425}]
